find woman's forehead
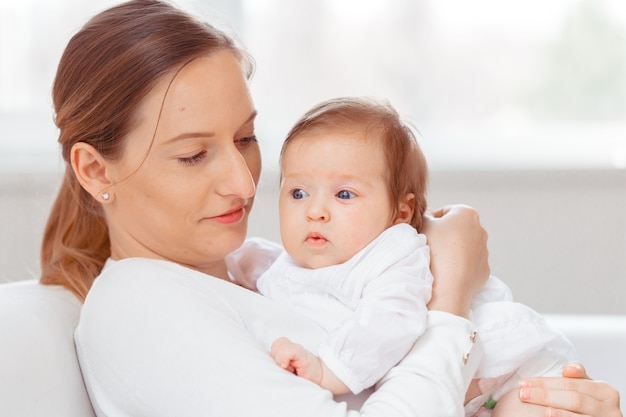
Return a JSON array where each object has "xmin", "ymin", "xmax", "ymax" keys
[{"xmin": 134, "ymin": 51, "xmax": 253, "ymax": 142}]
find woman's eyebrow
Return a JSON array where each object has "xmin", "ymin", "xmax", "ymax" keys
[
  {"xmin": 163, "ymin": 111, "xmax": 257, "ymax": 144},
  {"xmin": 164, "ymin": 132, "xmax": 215, "ymax": 144}
]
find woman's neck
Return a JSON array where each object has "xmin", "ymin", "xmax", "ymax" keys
[
  {"xmin": 109, "ymin": 240, "xmax": 232, "ymax": 282},
  {"xmin": 197, "ymin": 259, "xmax": 230, "ymax": 281}
]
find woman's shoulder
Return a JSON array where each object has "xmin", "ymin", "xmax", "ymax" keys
[
  {"xmin": 82, "ymin": 257, "xmax": 249, "ymax": 327},
  {"xmin": 100, "ymin": 256, "xmax": 185, "ymax": 278},
  {"xmin": 100, "ymin": 257, "xmax": 201, "ymax": 279},
  {"xmin": 92, "ymin": 257, "xmax": 204, "ymax": 297}
]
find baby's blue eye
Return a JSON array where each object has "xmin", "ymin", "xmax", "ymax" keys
[
  {"xmin": 336, "ymin": 190, "xmax": 356, "ymax": 199},
  {"xmin": 292, "ymin": 189, "xmax": 309, "ymax": 199}
]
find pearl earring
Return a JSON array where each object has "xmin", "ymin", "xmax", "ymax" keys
[{"xmin": 102, "ymin": 192, "xmax": 110, "ymax": 201}]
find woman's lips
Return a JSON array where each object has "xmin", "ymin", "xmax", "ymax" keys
[{"xmin": 208, "ymin": 206, "xmax": 246, "ymax": 224}]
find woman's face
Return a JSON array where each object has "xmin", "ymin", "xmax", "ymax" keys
[{"xmin": 104, "ymin": 50, "xmax": 261, "ymax": 276}]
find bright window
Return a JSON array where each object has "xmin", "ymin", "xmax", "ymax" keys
[{"xmin": 1, "ymin": 0, "xmax": 624, "ymax": 172}]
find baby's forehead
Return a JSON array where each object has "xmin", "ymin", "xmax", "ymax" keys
[
  {"xmin": 281, "ymin": 134, "xmax": 388, "ymax": 180},
  {"xmin": 283, "ymin": 135, "xmax": 384, "ymax": 173},
  {"xmin": 287, "ymin": 124, "xmax": 383, "ymax": 149}
]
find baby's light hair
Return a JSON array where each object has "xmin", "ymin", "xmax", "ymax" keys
[{"xmin": 281, "ymin": 97, "xmax": 428, "ymax": 231}]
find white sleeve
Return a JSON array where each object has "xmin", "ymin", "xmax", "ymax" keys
[
  {"xmin": 76, "ymin": 258, "xmax": 481, "ymax": 417},
  {"xmin": 473, "ymin": 301, "xmax": 577, "ymax": 379},
  {"xmin": 225, "ymin": 237, "xmax": 282, "ymax": 290},
  {"xmin": 470, "ymin": 275, "xmax": 513, "ymax": 308},
  {"xmin": 370, "ymin": 312, "xmax": 483, "ymax": 417}
]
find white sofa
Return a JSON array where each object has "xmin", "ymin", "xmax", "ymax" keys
[
  {"xmin": 0, "ymin": 279, "xmax": 624, "ymax": 416},
  {"xmin": 0, "ymin": 280, "xmax": 95, "ymax": 417}
]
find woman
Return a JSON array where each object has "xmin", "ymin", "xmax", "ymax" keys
[{"xmin": 41, "ymin": 1, "xmax": 621, "ymax": 416}]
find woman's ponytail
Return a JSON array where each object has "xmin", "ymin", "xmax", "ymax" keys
[{"xmin": 40, "ymin": 168, "xmax": 109, "ymax": 300}]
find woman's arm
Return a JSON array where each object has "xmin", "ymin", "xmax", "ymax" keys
[
  {"xmin": 518, "ymin": 362, "xmax": 622, "ymax": 417},
  {"xmin": 76, "ymin": 257, "xmax": 483, "ymax": 417},
  {"xmin": 370, "ymin": 311, "xmax": 483, "ymax": 416},
  {"xmin": 422, "ymin": 206, "xmax": 622, "ymax": 417}
]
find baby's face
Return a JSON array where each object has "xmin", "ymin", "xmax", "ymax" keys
[{"xmin": 279, "ymin": 130, "xmax": 395, "ymax": 269}]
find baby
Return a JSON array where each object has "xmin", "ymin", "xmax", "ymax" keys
[{"xmin": 256, "ymin": 97, "xmax": 576, "ymax": 415}]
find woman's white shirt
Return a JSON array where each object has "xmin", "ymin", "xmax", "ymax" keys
[{"xmin": 75, "ymin": 239, "xmax": 482, "ymax": 417}]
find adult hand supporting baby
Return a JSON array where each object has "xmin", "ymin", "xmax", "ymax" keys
[
  {"xmin": 519, "ymin": 361, "xmax": 622, "ymax": 417},
  {"xmin": 421, "ymin": 204, "xmax": 490, "ymax": 318}
]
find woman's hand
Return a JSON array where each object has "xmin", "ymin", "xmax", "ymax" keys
[
  {"xmin": 422, "ymin": 204, "xmax": 490, "ymax": 318},
  {"xmin": 518, "ymin": 361, "xmax": 622, "ymax": 417}
]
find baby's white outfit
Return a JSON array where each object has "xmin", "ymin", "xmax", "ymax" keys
[
  {"xmin": 256, "ymin": 224, "xmax": 576, "ymax": 414},
  {"xmin": 257, "ymin": 223, "xmax": 433, "ymax": 394}
]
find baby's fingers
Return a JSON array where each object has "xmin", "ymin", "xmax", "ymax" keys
[{"xmin": 270, "ymin": 337, "xmax": 298, "ymax": 369}]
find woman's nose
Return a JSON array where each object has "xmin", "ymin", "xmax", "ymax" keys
[{"xmin": 215, "ymin": 147, "xmax": 256, "ymax": 199}]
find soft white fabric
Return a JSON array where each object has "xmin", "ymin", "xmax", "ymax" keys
[
  {"xmin": 465, "ymin": 296, "xmax": 577, "ymax": 415},
  {"xmin": 254, "ymin": 226, "xmax": 576, "ymax": 414},
  {"xmin": 465, "ymin": 279, "xmax": 577, "ymax": 415},
  {"xmin": 225, "ymin": 236, "xmax": 283, "ymax": 290},
  {"xmin": 257, "ymin": 224, "xmax": 433, "ymax": 393},
  {"xmin": 0, "ymin": 280, "xmax": 96, "ymax": 417},
  {"xmin": 75, "ymin": 252, "xmax": 482, "ymax": 417},
  {"xmin": 0, "ymin": 277, "xmax": 622, "ymax": 416}
]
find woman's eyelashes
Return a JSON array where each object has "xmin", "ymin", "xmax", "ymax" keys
[
  {"xmin": 235, "ymin": 135, "xmax": 258, "ymax": 150},
  {"xmin": 177, "ymin": 135, "xmax": 257, "ymax": 166},
  {"xmin": 178, "ymin": 150, "xmax": 208, "ymax": 166}
]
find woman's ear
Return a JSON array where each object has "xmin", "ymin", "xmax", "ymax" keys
[
  {"xmin": 393, "ymin": 193, "xmax": 415, "ymax": 225},
  {"xmin": 71, "ymin": 142, "xmax": 112, "ymax": 200}
]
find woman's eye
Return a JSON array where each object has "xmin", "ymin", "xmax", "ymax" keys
[
  {"xmin": 178, "ymin": 150, "xmax": 207, "ymax": 166},
  {"xmin": 235, "ymin": 135, "xmax": 258, "ymax": 150},
  {"xmin": 291, "ymin": 189, "xmax": 309, "ymax": 199},
  {"xmin": 336, "ymin": 190, "xmax": 356, "ymax": 199}
]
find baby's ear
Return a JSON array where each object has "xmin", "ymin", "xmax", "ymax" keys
[{"xmin": 393, "ymin": 193, "xmax": 415, "ymax": 225}]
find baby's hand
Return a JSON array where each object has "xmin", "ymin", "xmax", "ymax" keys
[{"xmin": 270, "ymin": 337, "xmax": 323, "ymax": 384}]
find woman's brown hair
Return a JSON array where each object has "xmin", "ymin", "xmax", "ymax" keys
[
  {"xmin": 281, "ymin": 96, "xmax": 429, "ymax": 231},
  {"xmin": 40, "ymin": 0, "xmax": 252, "ymax": 300}
]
